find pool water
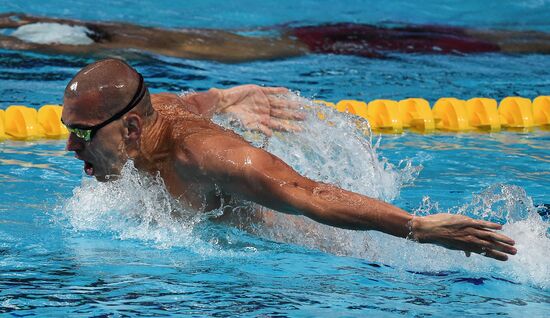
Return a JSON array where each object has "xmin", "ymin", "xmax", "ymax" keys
[{"xmin": 1, "ymin": 1, "xmax": 549, "ymax": 316}]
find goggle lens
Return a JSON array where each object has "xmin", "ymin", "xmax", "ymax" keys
[{"xmin": 66, "ymin": 126, "xmax": 92, "ymax": 141}]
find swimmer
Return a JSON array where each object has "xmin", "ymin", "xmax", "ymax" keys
[
  {"xmin": 1, "ymin": 13, "xmax": 550, "ymax": 62},
  {"xmin": 62, "ymin": 58, "xmax": 517, "ymax": 261}
]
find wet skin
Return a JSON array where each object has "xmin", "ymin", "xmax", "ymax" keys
[
  {"xmin": 2, "ymin": 13, "xmax": 550, "ymax": 62},
  {"xmin": 63, "ymin": 59, "xmax": 518, "ymax": 261},
  {"xmin": 0, "ymin": 13, "xmax": 308, "ymax": 62}
]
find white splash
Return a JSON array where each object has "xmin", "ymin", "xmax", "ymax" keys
[
  {"xmin": 62, "ymin": 163, "xmax": 194, "ymax": 247},
  {"xmin": 11, "ymin": 22, "xmax": 94, "ymax": 45},
  {"xmin": 364, "ymin": 184, "xmax": 550, "ymax": 289},
  {"xmin": 59, "ymin": 162, "xmax": 266, "ymax": 257}
]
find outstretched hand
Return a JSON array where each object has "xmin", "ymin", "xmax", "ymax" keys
[
  {"xmin": 412, "ymin": 214, "xmax": 517, "ymax": 261},
  {"xmin": 219, "ymin": 84, "xmax": 306, "ymax": 136}
]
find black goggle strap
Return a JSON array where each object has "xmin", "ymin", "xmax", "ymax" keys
[{"xmin": 61, "ymin": 73, "xmax": 146, "ymax": 140}]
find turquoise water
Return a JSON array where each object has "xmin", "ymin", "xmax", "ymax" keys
[{"xmin": 1, "ymin": 1, "xmax": 549, "ymax": 316}]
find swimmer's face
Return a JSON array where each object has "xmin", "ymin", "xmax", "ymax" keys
[{"xmin": 63, "ymin": 93, "xmax": 130, "ymax": 182}]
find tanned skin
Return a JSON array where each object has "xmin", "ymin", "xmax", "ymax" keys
[
  {"xmin": 2, "ymin": 13, "xmax": 550, "ymax": 62},
  {"xmin": 0, "ymin": 13, "xmax": 308, "ymax": 62},
  {"xmin": 62, "ymin": 59, "xmax": 517, "ymax": 261}
]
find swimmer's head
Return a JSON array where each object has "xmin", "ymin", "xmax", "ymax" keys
[{"xmin": 62, "ymin": 58, "xmax": 154, "ymax": 181}]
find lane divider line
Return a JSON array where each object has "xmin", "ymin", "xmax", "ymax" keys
[{"xmin": 0, "ymin": 96, "xmax": 549, "ymax": 141}]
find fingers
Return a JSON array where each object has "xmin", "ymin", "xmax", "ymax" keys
[
  {"xmin": 465, "ymin": 218, "xmax": 518, "ymax": 253},
  {"xmin": 482, "ymin": 249, "xmax": 510, "ymax": 262},
  {"xmin": 267, "ymin": 95, "xmax": 303, "ymax": 110},
  {"xmin": 270, "ymin": 108, "xmax": 307, "ymax": 120},
  {"xmin": 261, "ymin": 86, "xmax": 289, "ymax": 95},
  {"xmin": 490, "ymin": 240, "xmax": 517, "ymax": 255},
  {"xmin": 475, "ymin": 229, "xmax": 515, "ymax": 246},
  {"xmin": 249, "ymin": 123, "xmax": 273, "ymax": 136},
  {"xmin": 472, "ymin": 219, "xmax": 503, "ymax": 230},
  {"xmin": 233, "ymin": 114, "xmax": 273, "ymax": 136},
  {"xmin": 466, "ymin": 235, "xmax": 517, "ymax": 261},
  {"xmin": 472, "ymin": 235, "xmax": 516, "ymax": 255},
  {"xmin": 236, "ymin": 114, "xmax": 300, "ymax": 135},
  {"xmin": 474, "ymin": 234, "xmax": 517, "ymax": 256},
  {"xmin": 465, "ymin": 220, "xmax": 517, "ymax": 260},
  {"xmin": 266, "ymin": 119, "xmax": 303, "ymax": 132},
  {"xmin": 241, "ymin": 121, "xmax": 273, "ymax": 137}
]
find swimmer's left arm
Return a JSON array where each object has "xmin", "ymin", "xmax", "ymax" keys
[
  {"xmin": 179, "ymin": 84, "xmax": 305, "ymax": 135},
  {"xmin": 185, "ymin": 136, "xmax": 517, "ymax": 261}
]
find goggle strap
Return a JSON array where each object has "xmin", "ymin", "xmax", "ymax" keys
[
  {"xmin": 84, "ymin": 73, "xmax": 145, "ymax": 132},
  {"xmin": 61, "ymin": 73, "xmax": 146, "ymax": 140}
]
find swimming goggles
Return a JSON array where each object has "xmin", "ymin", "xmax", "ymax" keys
[{"xmin": 62, "ymin": 73, "xmax": 145, "ymax": 142}]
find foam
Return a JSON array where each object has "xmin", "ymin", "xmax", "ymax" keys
[
  {"xmin": 11, "ymin": 22, "xmax": 94, "ymax": 45},
  {"xmin": 364, "ymin": 184, "xmax": 550, "ymax": 289}
]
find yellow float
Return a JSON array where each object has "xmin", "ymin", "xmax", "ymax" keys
[
  {"xmin": 0, "ymin": 96, "xmax": 549, "ymax": 141},
  {"xmin": 533, "ymin": 96, "xmax": 550, "ymax": 127},
  {"xmin": 335, "ymin": 100, "xmax": 369, "ymax": 119},
  {"xmin": 5, "ymin": 106, "xmax": 44, "ymax": 140},
  {"xmin": 465, "ymin": 98, "xmax": 501, "ymax": 131},
  {"xmin": 38, "ymin": 105, "xmax": 69, "ymax": 138},
  {"xmin": 432, "ymin": 98, "xmax": 470, "ymax": 131},
  {"xmin": 367, "ymin": 99, "xmax": 403, "ymax": 133},
  {"xmin": 498, "ymin": 97, "xmax": 534, "ymax": 129},
  {"xmin": 398, "ymin": 98, "xmax": 435, "ymax": 132},
  {"xmin": 0, "ymin": 109, "xmax": 6, "ymax": 140}
]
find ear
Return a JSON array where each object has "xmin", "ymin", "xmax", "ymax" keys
[{"xmin": 124, "ymin": 113, "xmax": 142, "ymax": 143}]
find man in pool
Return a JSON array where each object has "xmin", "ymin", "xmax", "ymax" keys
[
  {"xmin": 62, "ymin": 58, "xmax": 517, "ymax": 261},
  {"xmin": 1, "ymin": 12, "xmax": 550, "ymax": 62}
]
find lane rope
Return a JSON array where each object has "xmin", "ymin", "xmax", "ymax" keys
[{"xmin": 0, "ymin": 96, "xmax": 549, "ymax": 140}]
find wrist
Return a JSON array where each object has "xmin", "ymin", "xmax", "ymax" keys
[{"xmin": 407, "ymin": 216, "xmax": 430, "ymax": 243}]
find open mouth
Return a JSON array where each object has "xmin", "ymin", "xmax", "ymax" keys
[{"xmin": 84, "ymin": 161, "xmax": 94, "ymax": 176}]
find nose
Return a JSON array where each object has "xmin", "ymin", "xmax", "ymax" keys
[{"xmin": 66, "ymin": 132, "xmax": 84, "ymax": 151}]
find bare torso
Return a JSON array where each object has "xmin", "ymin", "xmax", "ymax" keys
[
  {"xmin": 145, "ymin": 93, "xmax": 288, "ymax": 227},
  {"xmin": 147, "ymin": 93, "xmax": 227, "ymax": 210}
]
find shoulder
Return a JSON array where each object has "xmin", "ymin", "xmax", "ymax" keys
[
  {"xmin": 151, "ymin": 92, "xmax": 183, "ymax": 106},
  {"xmin": 176, "ymin": 123, "xmax": 250, "ymax": 159},
  {"xmin": 151, "ymin": 92, "xmax": 207, "ymax": 116},
  {"xmin": 174, "ymin": 124, "xmax": 257, "ymax": 176}
]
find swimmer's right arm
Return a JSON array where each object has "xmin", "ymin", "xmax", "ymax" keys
[{"xmin": 183, "ymin": 134, "xmax": 517, "ymax": 261}]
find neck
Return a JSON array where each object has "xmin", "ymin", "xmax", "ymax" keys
[{"xmin": 133, "ymin": 112, "xmax": 173, "ymax": 174}]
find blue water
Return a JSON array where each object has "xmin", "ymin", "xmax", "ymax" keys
[{"xmin": 1, "ymin": 1, "xmax": 549, "ymax": 316}]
